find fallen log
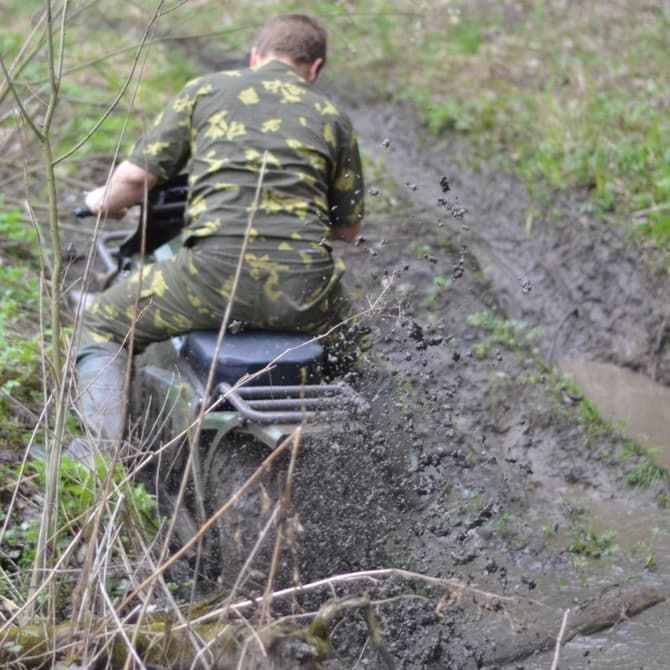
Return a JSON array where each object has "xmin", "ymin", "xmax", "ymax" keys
[
  {"xmin": 0, "ymin": 595, "xmax": 377, "ymax": 669},
  {"xmin": 0, "ymin": 618, "xmax": 328, "ymax": 669},
  {"xmin": 482, "ymin": 584, "xmax": 666, "ymax": 667},
  {"xmin": 0, "ymin": 617, "xmax": 332, "ymax": 669}
]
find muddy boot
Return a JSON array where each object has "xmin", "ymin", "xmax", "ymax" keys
[
  {"xmin": 75, "ymin": 341, "xmax": 129, "ymax": 455},
  {"xmin": 68, "ymin": 289, "xmax": 99, "ymax": 312}
]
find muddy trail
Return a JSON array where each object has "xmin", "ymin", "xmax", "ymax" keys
[
  {"xmin": 350, "ymin": 102, "xmax": 670, "ymax": 382},
  {"xmin": 54, "ymin": 95, "xmax": 670, "ymax": 667},
  {"xmin": 282, "ymin": 100, "xmax": 670, "ymax": 668}
]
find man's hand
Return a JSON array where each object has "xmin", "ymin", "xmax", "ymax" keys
[
  {"xmin": 85, "ymin": 161, "xmax": 160, "ymax": 219},
  {"xmin": 85, "ymin": 186, "xmax": 128, "ymax": 219}
]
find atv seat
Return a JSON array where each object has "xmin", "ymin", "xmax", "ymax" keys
[{"xmin": 181, "ymin": 330, "xmax": 324, "ymax": 387}]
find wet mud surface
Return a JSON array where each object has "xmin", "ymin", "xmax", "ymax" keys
[
  {"xmin": 55, "ymin": 98, "xmax": 670, "ymax": 667},
  {"xmin": 349, "ymin": 102, "xmax": 670, "ymax": 383},
  {"xmin": 279, "ymin": 101, "xmax": 670, "ymax": 668}
]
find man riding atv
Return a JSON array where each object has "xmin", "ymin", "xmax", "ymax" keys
[{"xmin": 76, "ymin": 13, "xmax": 365, "ymax": 447}]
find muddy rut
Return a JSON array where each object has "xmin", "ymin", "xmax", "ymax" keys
[
  {"xmin": 349, "ymin": 102, "xmax": 670, "ymax": 382},
  {"xmin": 284, "ymin": 98, "xmax": 670, "ymax": 668}
]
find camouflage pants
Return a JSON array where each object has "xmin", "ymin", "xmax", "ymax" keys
[{"xmin": 81, "ymin": 239, "xmax": 351, "ymax": 351}]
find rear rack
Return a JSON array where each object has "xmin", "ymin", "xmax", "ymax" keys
[{"xmin": 214, "ymin": 382, "xmax": 368, "ymax": 424}]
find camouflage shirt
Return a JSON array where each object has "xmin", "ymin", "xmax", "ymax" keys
[{"xmin": 128, "ymin": 60, "xmax": 364, "ymax": 257}]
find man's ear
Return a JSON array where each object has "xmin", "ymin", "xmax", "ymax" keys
[{"xmin": 306, "ymin": 57, "xmax": 324, "ymax": 83}]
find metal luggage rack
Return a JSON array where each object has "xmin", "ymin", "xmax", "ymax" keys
[{"xmin": 213, "ymin": 382, "xmax": 369, "ymax": 424}]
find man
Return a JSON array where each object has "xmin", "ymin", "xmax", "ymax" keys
[{"xmin": 77, "ymin": 13, "xmax": 364, "ymax": 445}]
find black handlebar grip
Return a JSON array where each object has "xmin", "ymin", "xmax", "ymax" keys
[{"xmin": 74, "ymin": 206, "xmax": 93, "ymax": 218}]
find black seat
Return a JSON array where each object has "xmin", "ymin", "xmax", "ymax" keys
[{"xmin": 181, "ymin": 330, "xmax": 324, "ymax": 387}]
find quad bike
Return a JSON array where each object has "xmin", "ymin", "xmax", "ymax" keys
[{"xmin": 75, "ymin": 176, "xmax": 368, "ymax": 588}]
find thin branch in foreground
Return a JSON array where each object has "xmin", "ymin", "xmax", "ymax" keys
[
  {"xmin": 187, "ymin": 567, "xmax": 516, "ymax": 629},
  {"xmin": 550, "ymin": 607, "xmax": 570, "ymax": 670}
]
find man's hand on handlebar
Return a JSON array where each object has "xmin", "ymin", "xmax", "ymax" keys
[{"xmin": 85, "ymin": 186, "xmax": 129, "ymax": 219}]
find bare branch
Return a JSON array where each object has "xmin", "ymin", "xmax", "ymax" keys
[{"xmin": 550, "ymin": 608, "xmax": 570, "ymax": 670}]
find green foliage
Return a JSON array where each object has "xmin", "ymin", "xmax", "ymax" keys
[
  {"xmin": 633, "ymin": 527, "xmax": 664, "ymax": 571},
  {"xmin": 424, "ymin": 92, "xmax": 500, "ymax": 135},
  {"xmin": 0, "ymin": 205, "xmax": 43, "ymax": 443},
  {"xmin": 644, "ymin": 553, "xmax": 657, "ymax": 570},
  {"xmin": 29, "ymin": 455, "xmax": 157, "ymax": 524},
  {"xmin": 0, "ymin": 206, "xmax": 39, "ymax": 257},
  {"xmin": 0, "ymin": 456, "xmax": 157, "ymax": 592},
  {"xmin": 568, "ymin": 526, "xmax": 618, "ymax": 559},
  {"xmin": 637, "ymin": 214, "xmax": 670, "ymax": 248},
  {"xmin": 0, "ymin": 512, "xmax": 40, "ymax": 571},
  {"xmin": 466, "ymin": 311, "xmax": 543, "ymax": 359},
  {"xmin": 548, "ymin": 375, "xmax": 621, "ymax": 452},
  {"xmin": 620, "ymin": 440, "xmax": 670, "ymax": 488},
  {"xmin": 448, "ymin": 19, "xmax": 482, "ymax": 56},
  {"xmin": 625, "ymin": 461, "xmax": 669, "ymax": 489}
]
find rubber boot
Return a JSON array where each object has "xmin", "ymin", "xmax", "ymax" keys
[{"xmin": 75, "ymin": 341, "xmax": 129, "ymax": 453}]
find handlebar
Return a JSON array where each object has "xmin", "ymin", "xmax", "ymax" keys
[
  {"xmin": 74, "ymin": 206, "xmax": 93, "ymax": 218},
  {"xmin": 73, "ymin": 173, "xmax": 188, "ymax": 283},
  {"xmin": 74, "ymin": 172, "xmax": 188, "ymax": 223}
]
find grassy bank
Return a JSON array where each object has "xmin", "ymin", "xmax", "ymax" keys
[
  {"xmin": 4, "ymin": 2, "xmax": 669, "ymax": 232},
  {"xmin": 0, "ymin": 205, "xmax": 43, "ymax": 444}
]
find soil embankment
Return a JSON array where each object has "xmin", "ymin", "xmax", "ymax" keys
[{"xmin": 350, "ymin": 102, "xmax": 670, "ymax": 382}]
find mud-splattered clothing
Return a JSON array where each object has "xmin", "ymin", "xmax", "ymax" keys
[{"xmin": 84, "ymin": 60, "xmax": 363, "ymax": 349}]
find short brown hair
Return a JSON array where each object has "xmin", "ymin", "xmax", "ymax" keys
[{"xmin": 255, "ymin": 14, "xmax": 327, "ymax": 66}]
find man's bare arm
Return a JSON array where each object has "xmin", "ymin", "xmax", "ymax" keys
[{"xmin": 85, "ymin": 160, "xmax": 160, "ymax": 219}]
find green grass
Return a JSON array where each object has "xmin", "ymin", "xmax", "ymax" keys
[
  {"xmin": 1, "ymin": 2, "xmax": 199, "ymax": 164},
  {"xmin": 466, "ymin": 311, "xmax": 543, "ymax": 359},
  {"xmin": 4, "ymin": 1, "xmax": 668, "ymax": 249},
  {"xmin": 621, "ymin": 440, "xmax": 670, "ymax": 489},
  {"xmin": 0, "ymin": 455, "xmax": 157, "ymax": 599},
  {"xmin": 552, "ymin": 377, "xmax": 670, "ymax": 487},
  {"xmin": 0, "ymin": 205, "xmax": 43, "ymax": 444},
  {"xmin": 395, "ymin": 2, "xmax": 670, "ymax": 229},
  {"xmin": 626, "ymin": 462, "xmax": 669, "ymax": 489},
  {"xmin": 568, "ymin": 526, "xmax": 618, "ymax": 559}
]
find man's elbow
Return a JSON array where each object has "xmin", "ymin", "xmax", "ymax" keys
[{"xmin": 116, "ymin": 161, "xmax": 160, "ymax": 190}]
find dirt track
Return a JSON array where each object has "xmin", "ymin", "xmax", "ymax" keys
[
  {"xmin": 279, "ymin": 100, "xmax": 670, "ymax": 668},
  {"xmin": 52, "ymin": 86, "xmax": 670, "ymax": 668}
]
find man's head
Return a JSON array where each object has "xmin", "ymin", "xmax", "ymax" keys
[{"xmin": 251, "ymin": 14, "xmax": 327, "ymax": 83}]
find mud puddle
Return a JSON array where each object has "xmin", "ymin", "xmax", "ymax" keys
[
  {"xmin": 561, "ymin": 358, "xmax": 670, "ymax": 468},
  {"xmin": 523, "ymin": 488, "xmax": 670, "ymax": 670}
]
